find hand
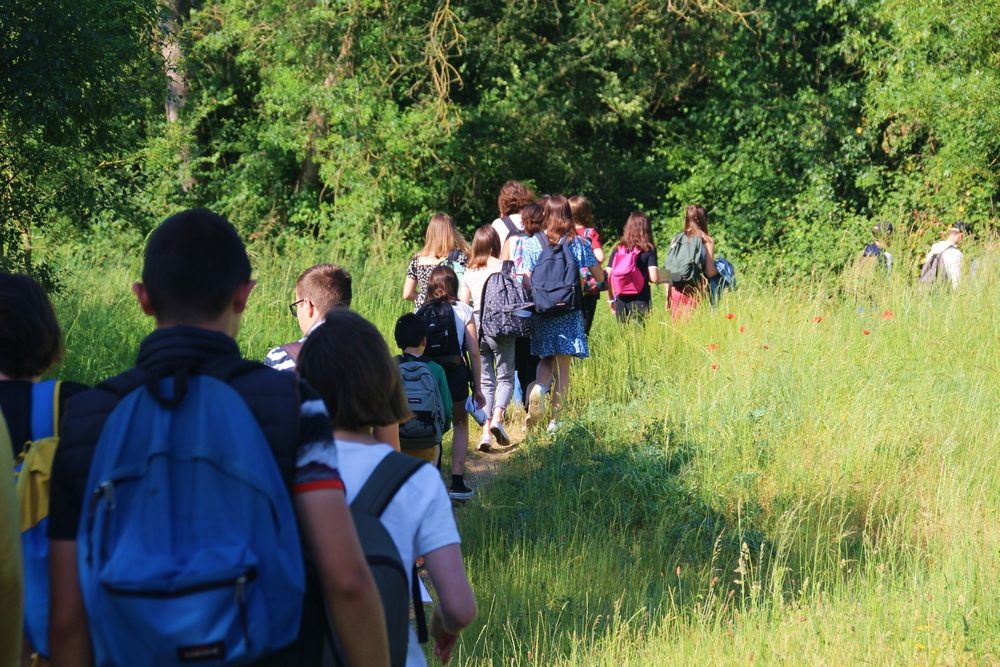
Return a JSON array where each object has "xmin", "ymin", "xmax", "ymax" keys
[
  {"xmin": 431, "ymin": 606, "xmax": 459, "ymax": 664},
  {"xmin": 474, "ymin": 389, "xmax": 486, "ymax": 409}
]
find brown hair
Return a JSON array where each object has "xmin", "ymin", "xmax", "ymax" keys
[
  {"xmin": 418, "ymin": 213, "xmax": 470, "ymax": 258},
  {"xmin": 426, "ymin": 265, "xmax": 459, "ymax": 302},
  {"xmin": 497, "ymin": 180, "xmax": 535, "ymax": 217},
  {"xmin": 467, "ymin": 225, "xmax": 501, "ymax": 269},
  {"xmin": 0, "ymin": 274, "xmax": 63, "ymax": 379},
  {"xmin": 568, "ymin": 195, "xmax": 594, "ymax": 230},
  {"xmin": 520, "ymin": 202, "xmax": 544, "ymax": 236},
  {"xmin": 684, "ymin": 205, "xmax": 709, "ymax": 240},
  {"xmin": 542, "ymin": 194, "xmax": 575, "ymax": 246},
  {"xmin": 620, "ymin": 211, "xmax": 655, "ymax": 252},
  {"xmin": 296, "ymin": 263, "xmax": 352, "ymax": 313},
  {"xmin": 298, "ymin": 309, "xmax": 411, "ymax": 431}
]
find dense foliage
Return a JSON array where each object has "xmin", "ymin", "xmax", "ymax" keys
[{"xmin": 3, "ymin": 0, "xmax": 998, "ymax": 277}]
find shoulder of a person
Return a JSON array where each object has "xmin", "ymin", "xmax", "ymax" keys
[{"xmin": 453, "ymin": 300, "xmax": 474, "ymax": 316}]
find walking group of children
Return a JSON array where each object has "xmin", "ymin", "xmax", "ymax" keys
[{"xmin": 397, "ymin": 182, "xmax": 728, "ymax": 502}]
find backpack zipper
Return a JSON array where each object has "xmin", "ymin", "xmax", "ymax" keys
[{"xmin": 102, "ymin": 567, "xmax": 258, "ymax": 598}]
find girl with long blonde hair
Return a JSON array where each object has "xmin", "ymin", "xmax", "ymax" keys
[{"xmin": 403, "ymin": 213, "xmax": 471, "ymax": 311}]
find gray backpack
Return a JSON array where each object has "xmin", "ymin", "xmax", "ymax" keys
[
  {"xmin": 664, "ymin": 232, "xmax": 706, "ymax": 287},
  {"xmin": 919, "ymin": 244, "xmax": 955, "ymax": 285},
  {"xmin": 397, "ymin": 355, "xmax": 447, "ymax": 449},
  {"xmin": 480, "ymin": 261, "xmax": 533, "ymax": 339},
  {"xmin": 326, "ymin": 453, "xmax": 428, "ymax": 666}
]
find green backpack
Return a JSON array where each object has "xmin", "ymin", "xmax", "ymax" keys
[{"xmin": 664, "ymin": 232, "xmax": 706, "ymax": 287}]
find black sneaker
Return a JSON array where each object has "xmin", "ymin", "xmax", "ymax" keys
[{"xmin": 448, "ymin": 480, "xmax": 475, "ymax": 500}]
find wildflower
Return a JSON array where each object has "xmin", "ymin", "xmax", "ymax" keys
[
  {"xmin": 882, "ymin": 309, "xmax": 893, "ymax": 320},
  {"xmin": 813, "ymin": 316, "xmax": 823, "ymax": 323},
  {"xmin": 863, "ymin": 329, "xmax": 871, "ymax": 335},
  {"xmin": 710, "ymin": 363, "xmax": 719, "ymax": 370},
  {"xmin": 706, "ymin": 343, "xmax": 719, "ymax": 351},
  {"xmin": 726, "ymin": 313, "xmax": 735, "ymax": 320},
  {"xmin": 738, "ymin": 325, "xmax": 746, "ymax": 333}
]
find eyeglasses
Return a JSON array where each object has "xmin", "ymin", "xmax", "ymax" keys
[{"xmin": 288, "ymin": 299, "xmax": 306, "ymax": 316}]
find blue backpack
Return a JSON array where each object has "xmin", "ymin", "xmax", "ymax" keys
[
  {"xmin": 530, "ymin": 233, "xmax": 583, "ymax": 316},
  {"xmin": 77, "ymin": 363, "xmax": 305, "ymax": 666}
]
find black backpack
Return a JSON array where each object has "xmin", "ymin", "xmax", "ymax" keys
[
  {"xmin": 479, "ymin": 261, "xmax": 533, "ymax": 339},
  {"xmin": 530, "ymin": 233, "xmax": 582, "ymax": 316},
  {"xmin": 327, "ymin": 453, "xmax": 428, "ymax": 667},
  {"xmin": 416, "ymin": 300, "xmax": 462, "ymax": 363}
]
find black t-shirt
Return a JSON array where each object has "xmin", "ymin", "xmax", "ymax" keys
[
  {"xmin": 0, "ymin": 380, "xmax": 89, "ymax": 459},
  {"xmin": 609, "ymin": 245, "xmax": 658, "ymax": 302}
]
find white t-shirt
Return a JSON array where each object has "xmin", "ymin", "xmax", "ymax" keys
[
  {"xmin": 926, "ymin": 240, "xmax": 963, "ymax": 288},
  {"xmin": 451, "ymin": 300, "xmax": 475, "ymax": 351},
  {"xmin": 462, "ymin": 263, "xmax": 502, "ymax": 316},
  {"xmin": 328, "ymin": 439, "xmax": 461, "ymax": 667},
  {"xmin": 491, "ymin": 213, "xmax": 523, "ymax": 248}
]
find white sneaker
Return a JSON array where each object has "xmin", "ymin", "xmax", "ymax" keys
[
  {"xmin": 526, "ymin": 383, "xmax": 546, "ymax": 429},
  {"xmin": 490, "ymin": 422, "xmax": 511, "ymax": 447},
  {"xmin": 547, "ymin": 419, "xmax": 559, "ymax": 434}
]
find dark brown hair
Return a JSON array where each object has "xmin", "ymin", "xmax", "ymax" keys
[
  {"xmin": 467, "ymin": 225, "xmax": 501, "ymax": 269},
  {"xmin": 497, "ymin": 180, "xmax": 535, "ymax": 217},
  {"xmin": 298, "ymin": 309, "xmax": 411, "ymax": 431},
  {"xmin": 520, "ymin": 202, "xmax": 544, "ymax": 236},
  {"xmin": 426, "ymin": 265, "xmax": 459, "ymax": 302},
  {"xmin": 684, "ymin": 205, "xmax": 709, "ymax": 239},
  {"xmin": 0, "ymin": 274, "xmax": 63, "ymax": 379},
  {"xmin": 568, "ymin": 195, "xmax": 593, "ymax": 229},
  {"xmin": 620, "ymin": 211, "xmax": 655, "ymax": 252},
  {"xmin": 296, "ymin": 263, "xmax": 352, "ymax": 312},
  {"xmin": 542, "ymin": 194, "xmax": 575, "ymax": 245}
]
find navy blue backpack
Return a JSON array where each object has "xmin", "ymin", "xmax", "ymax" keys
[
  {"xmin": 530, "ymin": 233, "xmax": 582, "ymax": 316},
  {"xmin": 77, "ymin": 363, "xmax": 305, "ymax": 666}
]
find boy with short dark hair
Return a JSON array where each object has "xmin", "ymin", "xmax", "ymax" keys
[
  {"xmin": 47, "ymin": 209, "xmax": 388, "ymax": 667},
  {"xmin": 394, "ymin": 314, "xmax": 452, "ymax": 465}
]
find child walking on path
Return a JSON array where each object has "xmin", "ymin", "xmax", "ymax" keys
[
  {"xmin": 394, "ymin": 314, "xmax": 453, "ymax": 466},
  {"xmin": 521, "ymin": 195, "xmax": 605, "ymax": 433},
  {"xmin": 607, "ymin": 211, "xmax": 661, "ymax": 322},
  {"xmin": 460, "ymin": 225, "xmax": 514, "ymax": 451},
  {"xmin": 417, "ymin": 266, "xmax": 485, "ymax": 500},
  {"xmin": 665, "ymin": 205, "xmax": 718, "ymax": 319},
  {"xmin": 298, "ymin": 309, "xmax": 477, "ymax": 666},
  {"xmin": 569, "ymin": 195, "xmax": 605, "ymax": 335}
]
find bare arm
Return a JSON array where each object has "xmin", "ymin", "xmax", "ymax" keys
[
  {"xmin": 50, "ymin": 540, "xmax": 92, "ymax": 667},
  {"xmin": 703, "ymin": 238, "xmax": 718, "ymax": 279},
  {"xmin": 500, "ymin": 238, "xmax": 512, "ymax": 261},
  {"xmin": 295, "ymin": 490, "xmax": 389, "ymax": 667},
  {"xmin": 423, "ymin": 545, "xmax": 476, "ymax": 664},
  {"xmin": 464, "ymin": 319, "xmax": 485, "ymax": 407},
  {"xmin": 403, "ymin": 276, "xmax": 418, "ymax": 301},
  {"xmin": 458, "ymin": 282, "xmax": 472, "ymax": 306},
  {"xmin": 648, "ymin": 266, "xmax": 661, "ymax": 285},
  {"xmin": 593, "ymin": 246, "xmax": 605, "ymax": 264}
]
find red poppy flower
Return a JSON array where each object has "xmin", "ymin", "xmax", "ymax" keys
[
  {"xmin": 710, "ymin": 363, "xmax": 719, "ymax": 370},
  {"xmin": 726, "ymin": 313, "xmax": 736, "ymax": 320},
  {"xmin": 706, "ymin": 343, "xmax": 719, "ymax": 351},
  {"xmin": 881, "ymin": 309, "xmax": 894, "ymax": 320},
  {"xmin": 738, "ymin": 325, "xmax": 746, "ymax": 333},
  {"xmin": 813, "ymin": 316, "xmax": 823, "ymax": 323},
  {"xmin": 863, "ymin": 329, "xmax": 871, "ymax": 335}
]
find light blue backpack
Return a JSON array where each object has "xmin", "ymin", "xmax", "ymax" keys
[{"xmin": 77, "ymin": 367, "xmax": 304, "ymax": 666}]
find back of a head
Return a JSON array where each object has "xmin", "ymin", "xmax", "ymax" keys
[
  {"xmin": 497, "ymin": 180, "xmax": 535, "ymax": 217},
  {"xmin": 542, "ymin": 194, "xmax": 574, "ymax": 246},
  {"xmin": 419, "ymin": 213, "xmax": 469, "ymax": 258},
  {"xmin": 568, "ymin": 195, "xmax": 593, "ymax": 229},
  {"xmin": 298, "ymin": 309, "xmax": 409, "ymax": 431},
  {"xmin": 297, "ymin": 263, "xmax": 352, "ymax": 313},
  {"xmin": 621, "ymin": 211, "xmax": 654, "ymax": 252},
  {"xmin": 468, "ymin": 225, "xmax": 501, "ymax": 269},
  {"xmin": 683, "ymin": 205, "xmax": 708, "ymax": 237},
  {"xmin": 520, "ymin": 202, "xmax": 544, "ymax": 236},
  {"xmin": 0, "ymin": 274, "xmax": 62, "ymax": 379},
  {"xmin": 394, "ymin": 313, "xmax": 427, "ymax": 350},
  {"xmin": 425, "ymin": 265, "xmax": 459, "ymax": 303},
  {"xmin": 142, "ymin": 209, "xmax": 252, "ymax": 323}
]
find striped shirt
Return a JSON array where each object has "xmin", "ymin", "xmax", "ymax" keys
[{"xmin": 264, "ymin": 321, "xmax": 323, "ymax": 372}]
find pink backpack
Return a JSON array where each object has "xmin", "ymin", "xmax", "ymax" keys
[{"xmin": 609, "ymin": 246, "xmax": 645, "ymax": 296}]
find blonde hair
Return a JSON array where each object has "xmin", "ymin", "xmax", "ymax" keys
[{"xmin": 418, "ymin": 213, "xmax": 470, "ymax": 258}]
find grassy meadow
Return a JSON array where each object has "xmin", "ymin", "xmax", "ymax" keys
[{"xmin": 49, "ymin": 239, "xmax": 1000, "ymax": 665}]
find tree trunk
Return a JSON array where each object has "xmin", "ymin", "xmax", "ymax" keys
[{"xmin": 161, "ymin": 0, "xmax": 190, "ymax": 123}]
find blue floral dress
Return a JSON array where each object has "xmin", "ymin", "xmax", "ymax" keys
[{"xmin": 522, "ymin": 235, "xmax": 597, "ymax": 358}]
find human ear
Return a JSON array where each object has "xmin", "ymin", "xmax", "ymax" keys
[{"xmin": 132, "ymin": 282, "xmax": 157, "ymax": 316}]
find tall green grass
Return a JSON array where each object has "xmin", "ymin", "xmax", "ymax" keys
[{"xmin": 49, "ymin": 241, "xmax": 999, "ymax": 665}]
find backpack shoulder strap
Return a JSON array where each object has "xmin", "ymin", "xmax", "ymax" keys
[
  {"xmin": 352, "ymin": 452, "xmax": 426, "ymax": 517},
  {"xmin": 30, "ymin": 379, "xmax": 61, "ymax": 439},
  {"xmin": 500, "ymin": 216, "xmax": 519, "ymax": 237}
]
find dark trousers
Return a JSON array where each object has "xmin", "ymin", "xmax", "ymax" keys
[
  {"xmin": 581, "ymin": 294, "xmax": 599, "ymax": 336},
  {"xmin": 615, "ymin": 298, "xmax": 651, "ymax": 323},
  {"xmin": 514, "ymin": 336, "xmax": 538, "ymax": 398}
]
